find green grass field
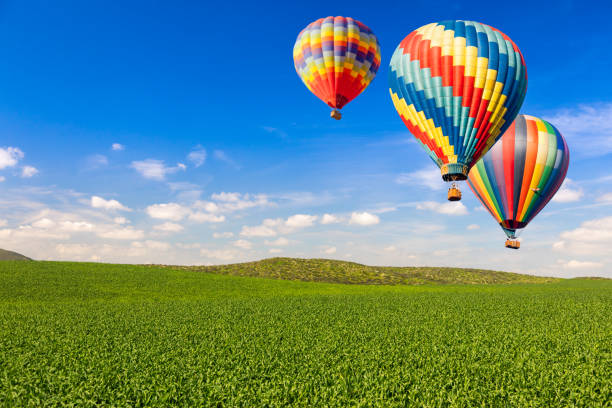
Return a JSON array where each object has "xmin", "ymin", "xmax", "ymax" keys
[{"xmin": 0, "ymin": 260, "xmax": 610, "ymax": 407}]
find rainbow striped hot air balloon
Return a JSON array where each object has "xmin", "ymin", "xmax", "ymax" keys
[
  {"xmin": 293, "ymin": 16, "xmax": 381, "ymax": 120},
  {"xmin": 389, "ymin": 20, "xmax": 528, "ymax": 200},
  {"xmin": 467, "ymin": 114, "xmax": 570, "ymax": 249}
]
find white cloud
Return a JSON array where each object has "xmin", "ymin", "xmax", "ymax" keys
[
  {"xmin": 97, "ymin": 227, "xmax": 144, "ymax": 240},
  {"xmin": 240, "ymin": 221, "xmax": 278, "ymax": 237},
  {"xmin": 323, "ymin": 246, "xmax": 337, "ymax": 255},
  {"xmin": 200, "ymin": 248, "xmax": 238, "ymax": 261},
  {"xmin": 265, "ymin": 237, "xmax": 289, "ymax": 246},
  {"xmin": 0, "ymin": 219, "xmax": 6, "ymax": 227},
  {"xmin": 32, "ymin": 218, "xmax": 56, "ymax": 229},
  {"xmin": 187, "ymin": 147, "xmax": 207, "ymax": 167},
  {"xmin": 396, "ymin": 167, "xmax": 443, "ymax": 191},
  {"xmin": 467, "ymin": 224, "xmax": 480, "ymax": 230},
  {"xmin": 0, "ymin": 176, "xmax": 4, "ymax": 182},
  {"xmin": 207, "ymin": 193, "xmax": 270, "ymax": 212},
  {"xmin": 234, "ymin": 239, "xmax": 252, "ymax": 250},
  {"xmin": 114, "ymin": 217, "xmax": 129, "ymax": 225},
  {"xmin": 596, "ymin": 193, "xmax": 612, "ymax": 203},
  {"xmin": 188, "ymin": 212, "xmax": 225, "ymax": 223},
  {"xmin": 321, "ymin": 214, "xmax": 340, "ymax": 224},
  {"xmin": 56, "ymin": 243, "xmax": 95, "ymax": 257},
  {"xmin": 0, "ymin": 226, "xmax": 69, "ymax": 241},
  {"xmin": 153, "ymin": 222, "xmax": 184, "ymax": 232},
  {"xmin": 213, "ymin": 232, "xmax": 234, "ymax": 239},
  {"xmin": 142, "ymin": 240, "xmax": 171, "ymax": 251},
  {"xmin": 194, "ymin": 201, "xmax": 220, "ymax": 213},
  {"xmin": 552, "ymin": 179, "xmax": 583, "ymax": 203},
  {"xmin": 131, "ymin": 159, "xmax": 185, "ymax": 181},
  {"xmin": 91, "ymin": 196, "xmax": 131, "ymax": 211},
  {"xmin": 111, "ymin": 143, "xmax": 125, "ymax": 151},
  {"xmin": 349, "ymin": 212, "xmax": 380, "ymax": 226},
  {"xmin": 146, "ymin": 203, "xmax": 189, "ymax": 221},
  {"xmin": 60, "ymin": 221, "xmax": 94, "ymax": 232},
  {"xmin": 0, "ymin": 147, "xmax": 24, "ymax": 169},
  {"xmin": 384, "ymin": 245, "xmax": 397, "ymax": 252},
  {"xmin": 285, "ymin": 214, "xmax": 317, "ymax": 228},
  {"xmin": 544, "ymin": 103, "xmax": 612, "ymax": 156},
  {"xmin": 416, "ymin": 201, "xmax": 468, "ymax": 215},
  {"xmin": 21, "ymin": 166, "xmax": 39, "ymax": 178},
  {"xmin": 554, "ymin": 216, "xmax": 612, "ymax": 255},
  {"xmin": 560, "ymin": 260, "xmax": 603, "ymax": 269},
  {"xmin": 269, "ymin": 248, "xmax": 282, "ymax": 254},
  {"xmin": 241, "ymin": 214, "xmax": 318, "ymax": 237}
]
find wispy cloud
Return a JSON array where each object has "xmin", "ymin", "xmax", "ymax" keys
[
  {"xmin": 131, "ymin": 159, "xmax": 186, "ymax": 181},
  {"xmin": 213, "ymin": 150, "xmax": 240, "ymax": 169},
  {"xmin": 187, "ymin": 147, "xmax": 207, "ymax": 167},
  {"xmin": 416, "ymin": 201, "xmax": 468, "ymax": 215},
  {"xmin": 396, "ymin": 167, "xmax": 443, "ymax": 191},
  {"xmin": 84, "ymin": 154, "xmax": 108, "ymax": 170},
  {"xmin": 111, "ymin": 143, "xmax": 125, "ymax": 151},
  {"xmin": 544, "ymin": 103, "xmax": 612, "ymax": 156},
  {"xmin": 262, "ymin": 126, "xmax": 287, "ymax": 138},
  {"xmin": 552, "ymin": 178, "xmax": 583, "ymax": 203}
]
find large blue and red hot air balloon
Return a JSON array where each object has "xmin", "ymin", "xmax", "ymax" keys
[
  {"xmin": 293, "ymin": 16, "xmax": 381, "ymax": 120},
  {"xmin": 467, "ymin": 114, "xmax": 570, "ymax": 249},
  {"xmin": 389, "ymin": 20, "xmax": 528, "ymax": 200}
]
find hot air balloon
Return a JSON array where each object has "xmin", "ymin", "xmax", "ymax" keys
[
  {"xmin": 467, "ymin": 114, "xmax": 569, "ymax": 249},
  {"xmin": 389, "ymin": 20, "xmax": 528, "ymax": 200},
  {"xmin": 293, "ymin": 16, "xmax": 381, "ymax": 120}
]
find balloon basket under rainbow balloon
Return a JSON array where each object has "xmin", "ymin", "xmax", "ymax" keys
[
  {"xmin": 330, "ymin": 110, "xmax": 342, "ymax": 120},
  {"xmin": 505, "ymin": 239, "xmax": 521, "ymax": 250}
]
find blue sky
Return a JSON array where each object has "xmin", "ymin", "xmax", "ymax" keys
[{"xmin": 1, "ymin": 0, "xmax": 611, "ymax": 277}]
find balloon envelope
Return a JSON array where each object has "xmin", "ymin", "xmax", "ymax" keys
[
  {"xmin": 389, "ymin": 20, "xmax": 528, "ymax": 181},
  {"xmin": 293, "ymin": 16, "xmax": 381, "ymax": 111},
  {"xmin": 467, "ymin": 114, "xmax": 570, "ymax": 239}
]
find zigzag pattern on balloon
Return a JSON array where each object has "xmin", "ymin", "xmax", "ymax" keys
[
  {"xmin": 294, "ymin": 16, "xmax": 381, "ymax": 109},
  {"xmin": 389, "ymin": 20, "xmax": 527, "ymax": 177},
  {"xmin": 467, "ymin": 115, "xmax": 570, "ymax": 239}
]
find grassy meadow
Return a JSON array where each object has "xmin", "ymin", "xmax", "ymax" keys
[{"xmin": 0, "ymin": 260, "xmax": 610, "ymax": 407}]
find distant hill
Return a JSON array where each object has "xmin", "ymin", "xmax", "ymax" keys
[
  {"xmin": 167, "ymin": 257, "xmax": 559, "ymax": 285},
  {"xmin": 0, "ymin": 249, "xmax": 32, "ymax": 261}
]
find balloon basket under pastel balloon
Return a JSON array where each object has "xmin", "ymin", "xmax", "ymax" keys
[
  {"xmin": 330, "ymin": 110, "xmax": 342, "ymax": 120},
  {"xmin": 447, "ymin": 183, "xmax": 462, "ymax": 201},
  {"xmin": 505, "ymin": 239, "xmax": 521, "ymax": 250},
  {"xmin": 440, "ymin": 163, "xmax": 469, "ymax": 182}
]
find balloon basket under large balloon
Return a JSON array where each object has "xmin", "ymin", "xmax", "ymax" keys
[
  {"xmin": 447, "ymin": 183, "xmax": 462, "ymax": 201},
  {"xmin": 505, "ymin": 239, "xmax": 520, "ymax": 250},
  {"xmin": 330, "ymin": 110, "xmax": 342, "ymax": 120}
]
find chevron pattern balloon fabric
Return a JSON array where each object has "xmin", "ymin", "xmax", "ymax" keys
[
  {"xmin": 293, "ymin": 16, "xmax": 381, "ymax": 110},
  {"xmin": 389, "ymin": 20, "xmax": 528, "ymax": 180},
  {"xmin": 467, "ymin": 115, "xmax": 570, "ymax": 239}
]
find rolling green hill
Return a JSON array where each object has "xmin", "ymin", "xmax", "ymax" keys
[
  {"xmin": 167, "ymin": 257, "xmax": 559, "ymax": 285},
  {"xmin": 0, "ymin": 248, "xmax": 31, "ymax": 261}
]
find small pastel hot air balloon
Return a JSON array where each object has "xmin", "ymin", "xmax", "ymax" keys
[
  {"xmin": 389, "ymin": 20, "xmax": 528, "ymax": 200},
  {"xmin": 467, "ymin": 114, "xmax": 570, "ymax": 249},
  {"xmin": 293, "ymin": 16, "xmax": 381, "ymax": 120}
]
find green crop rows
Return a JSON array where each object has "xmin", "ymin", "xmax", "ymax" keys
[{"xmin": 0, "ymin": 261, "xmax": 610, "ymax": 407}]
